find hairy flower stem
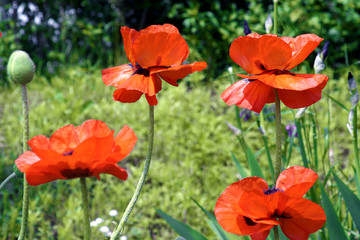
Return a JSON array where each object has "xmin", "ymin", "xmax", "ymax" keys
[
  {"xmin": 18, "ymin": 85, "xmax": 30, "ymax": 240},
  {"xmin": 110, "ymin": 105, "xmax": 155, "ymax": 240},
  {"xmin": 274, "ymin": 90, "xmax": 282, "ymax": 180},
  {"xmin": 80, "ymin": 178, "xmax": 91, "ymax": 240}
]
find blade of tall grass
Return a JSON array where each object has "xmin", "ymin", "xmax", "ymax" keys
[
  {"xmin": 319, "ymin": 184, "xmax": 348, "ymax": 240},
  {"xmin": 333, "ymin": 172, "xmax": 360, "ymax": 231},
  {"xmin": 156, "ymin": 209, "xmax": 208, "ymax": 240},
  {"xmin": 230, "ymin": 151, "xmax": 248, "ymax": 179},
  {"xmin": 192, "ymin": 198, "xmax": 229, "ymax": 240}
]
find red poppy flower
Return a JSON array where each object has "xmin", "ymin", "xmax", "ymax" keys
[
  {"xmin": 102, "ymin": 24, "xmax": 207, "ymax": 105},
  {"xmin": 221, "ymin": 33, "xmax": 329, "ymax": 113},
  {"xmin": 214, "ymin": 166, "xmax": 326, "ymax": 240},
  {"xmin": 15, "ymin": 120, "xmax": 137, "ymax": 186}
]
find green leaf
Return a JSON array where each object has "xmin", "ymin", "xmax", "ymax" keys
[
  {"xmin": 156, "ymin": 208, "xmax": 208, "ymax": 240},
  {"xmin": 323, "ymin": 92, "xmax": 350, "ymax": 111},
  {"xmin": 244, "ymin": 144, "xmax": 264, "ymax": 178},
  {"xmin": 319, "ymin": 184, "xmax": 348, "ymax": 240},
  {"xmin": 333, "ymin": 172, "xmax": 360, "ymax": 231},
  {"xmin": 230, "ymin": 151, "xmax": 248, "ymax": 178},
  {"xmin": 192, "ymin": 198, "xmax": 229, "ymax": 240}
]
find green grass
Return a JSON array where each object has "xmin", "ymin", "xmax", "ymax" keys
[{"xmin": 0, "ymin": 63, "xmax": 359, "ymax": 239}]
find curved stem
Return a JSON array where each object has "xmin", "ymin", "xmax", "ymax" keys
[
  {"xmin": 18, "ymin": 84, "xmax": 30, "ymax": 240},
  {"xmin": 110, "ymin": 105, "xmax": 155, "ymax": 240},
  {"xmin": 0, "ymin": 172, "xmax": 16, "ymax": 190},
  {"xmin": 80, "ymin": 178, "xmax": 91, "ymax": 240}
]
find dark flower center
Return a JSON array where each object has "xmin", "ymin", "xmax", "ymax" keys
[
  {"xmin": 60, "ymin": 168, "xmax": 91, "ymax": 179},
  {"xmin": 271, "ymin": 209, "xmax": 292, "ymax": 219},
  {"xmin": 263, "ymin": 186, "xmax": 280, "ymax": 195},
  {"xmin": 244, "ymin": 216, "xmax": 257, "ymax": 226},
  {"xmin": 63, "ymin": 150, "xmax": 74, "ymax": 156}
]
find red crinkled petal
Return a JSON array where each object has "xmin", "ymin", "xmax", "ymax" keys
[
  {"xmin": 49, "ymin": 124, "xmax": 80, "ymax": 154},
  {"xmin": 256, "ymin": 72, "xmax": 328, "ymax": 91},
  {"xmin": 276, "ymin": 166, "xmax": 318, "ymax": 198},
  {"xmin": 250, "ymin": 230, "xmax": 271, "ymax": 240},
  {"xmin": 139, "ymin": 24, "xmax": 180, "ymax": 35},
  {"xmin": 153, "ymin": 61, "xmax": 207, "ymax": 86},
  {"xmin": 280, "ymin": 198, "xmax": 326, "ymax": 240},
  {"xmin": 92, "ymin": 162, "xmax": 128, "ymax": 181},
  {"xmin": 75, "ymin": 120, "xmax": 113, "ymax": 143},
  {"xmin": 133, "ymin": 32, "xmax": 189, "ymax": 68},
  {"xmin": 121, "ymin": 26, "xmax": 139, "ymax": 66},
  {"xmin": 106, "ymin": 125, "xmax": 138, "ymax": 163},
  {"xmin": 145, "ymin": 94, "xmax": 158, "ymax": 105},
  {"xmin": 230, "ymin": 34, "xmax": 292, "ymax": 75},
  {"xmin": 15, "ymin": 151, "xmax": 40, "ymax": 172},
  {"xmin": 277, "ymin": 79, "xmax": 328, "ymax": 109},
  {"xmin": 221, "ymin": 79, "xmax": 274, "ymax": 113},
  {"xmin": 215, "ymin": 177, "xmax": 272, "ymax": 235},
  {"xmin": 102, "ymin": 64, "xmax": 135, "ymax": 87},
  {"xmin": 281, "ymin": 34, "xmax": 323, "ymax": 70},
  {"xmin": 113, "ymin": 88, "xmax": 143, "ymax": 103}
]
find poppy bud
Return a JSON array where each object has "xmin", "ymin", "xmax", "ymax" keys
[
  {"xmin": 347, "ymin": 109, "xmax": 354, "ymax": 136},
  {"xmin": 244, "ymin": 20, "xmax": 251, "ymax": 36},
  {"xmin": 348, "ymin": 72, "xmax": 359, "ymax": 107},
  {"xmin": 295, "ymin": 107, "xmax": 307, "ymax": 119},
  {"xmin": 265, "ymin": 13, "xmax": 273, "ymax": 34},
  {"xmin": 314, "ymin": 53, "xmax": 325, "ymax": 74},
  {"xmin": 226, "ymin": 121, "xmax": 241, "ymax": 136},
  {"xmin": 7, "ymin": 50, "xmax": 36, "ymax": 85},
  {"xmin": 320, "ymin": 40, "xmax": 329, "ymax": 60}
]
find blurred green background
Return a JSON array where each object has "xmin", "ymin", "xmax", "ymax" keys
[{"xmin": 1, "ymin": 0, "xmax": 360, "ymax": 239}]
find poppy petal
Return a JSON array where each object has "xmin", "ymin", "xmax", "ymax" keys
[
  {"xmin": 113, "ymin": 88, "xmax": 143, "ymax": 103},
  {"xmin": 229, "ymin": 34, "xmax": 292, "ymax": 74},
  {"xmin": 49, "ymin": 125, "xmax": 80, "ymax": 154},
  {"xmin": 280, "ymin": 198, "xmax": 326, "ymax": 239},
  {"xmin": 154, "ymin": 61, "xmax": 207, "ymax": 86},
  {"xmin": 75, "ymin": 120, "xmax": 113, "ymax": 142},
  {"xmin": 73, "ymin": 136, "xmax": 114, "ymax": 165},
  {"xmin": 133, "ymin": 32, "xmax": 189, "ymax": 68},
  {"xmin": 277, "ymin": 79, "xmax": 327, "ymax": 109},
  {"xmin": 139, "ymin": 24, "xmax": 180, "ymax": 35},
  {"xmin": 92, "ymin": 163, "xmax": 128, "ymax": 181},
  {"xmin": 256, "ymin": 72, "xmax": 328, "ymax": 91},
  {"xmin": 15, "ymin": 151, "xmax": 40, "ymax": 172},
  {"xmin": 221, "ymin": 79, "xmax": 274, "ymax": 113},
  {"xmin": 121, "ymin": 26, "xmax": 139, "ymax": 66},
  {"xmin": 25, "ymin": 160, "xmax": 67, "ymax": 186},
  {"xmin": 276, "ymin": 166, "xmax": 318, "ymax": 198},
  {"xmin": 102, "ymin": 64, "xmax": 135, "ymax": 87},
  {"xmin": 250, "ymin": 230, "xmax": 271, "ymax": 240},
  {"xmin": 282, "ymin": 34, "xmax": 323, "ymax": 70},
  {"xmin": 112, "ymin": 125, "xmax": 137, "ymax": 161},
  {"xmin": 28, "ymin": 135, "xmax": 51, "ymax": 150},
  {"xmin": 145, "ymin": 94, "xmax": 158, "ymax": 105}
]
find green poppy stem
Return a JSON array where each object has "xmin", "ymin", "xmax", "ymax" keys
[
  {"xmin": 80, "ymin": 177, "xmax": 91, "ymax": 240},
  {"xmin": 18, "ymin": 84, "xmax": 30, "ymax": 240},
  {"xmin": 110, "ymin": 104, "xmax": 155, "ymax": 240},
  {"xmin": 352, "ymin": 106, "xmax": 360, "ymax": 187}
]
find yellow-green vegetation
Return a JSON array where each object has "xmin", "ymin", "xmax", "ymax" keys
[{"xmin": 0, "ymin": 63, "xmax": 359, "ymax": 239}]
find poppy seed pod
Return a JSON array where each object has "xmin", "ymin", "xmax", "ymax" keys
[{"xmin": 7, "ymin": 50, "xmax": 36, "ymax": 85}]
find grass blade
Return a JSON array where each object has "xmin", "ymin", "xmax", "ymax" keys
[
  {"xmin": 156, "ymin": 208, "xmax": 208, "ymax": 240},
  {"xmin": 192, "ymin": 198, "xmax": 229, "ymax": 240},
  {"xmin": 230, "ymin": 151, "xmax": 248, "ymax": 178},
  {"xmin": 319, "ymin": 184, "xmax": 348, "ymax": 240},
  {"xmin": 333, "ymin": 172, "xmax": 360, "ymax": 231}
]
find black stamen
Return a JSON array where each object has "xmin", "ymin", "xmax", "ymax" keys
[
  {"xmin": 263, "ymin": 186, "xmax": 280, "ymax": 195},
  {"xmin": 133, "ymin": 67, "xmax": 150, "ymax": 77},
  {"xmin": 63, "ymin": 150, "xmax": 74, "ymax": 156},
  {"xmin": 244, "ymin": 216, "xmax": 257, "ymax": 226}
]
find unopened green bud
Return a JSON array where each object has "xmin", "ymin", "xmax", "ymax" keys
[{"xmin": 7, "ymin": 50, "xmax": 36, "ymax": 85}]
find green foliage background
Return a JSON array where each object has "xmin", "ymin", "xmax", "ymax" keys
[{"xmin": 1, "ymin": 0, "xmax": 360, "ymax": 239}]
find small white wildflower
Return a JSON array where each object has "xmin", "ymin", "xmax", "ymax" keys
[
  {"xmin": 99, "ymin": 226, "xmax": 110, "ymax": 234},
  {"xmin": 227, "ymin": 66, "xmax": 233, "ymax": 74},
  {"xmin": 95, "ymin": 217, "xmax": 104, "ymax": 224},
  {"xmin": 109, "ymin": 209, "xmax": 118, "ymax": 217},
  {"xmin": 120, "ymin": 236, "xmax": 128, "ymax": 240},
  {"xmin": 90, "ymin": 220, "xmax": 98, "ymax": 227}
]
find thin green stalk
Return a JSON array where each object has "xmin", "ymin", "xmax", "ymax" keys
[
  {"xmin": 0, "ymin": 172, "xmax": 16, "ymax": 190},
  {"xmin": 352, "ymin": 106, "xmax": 360, "ymax": 188},
  {"xmin": 273, "ymin": 0, "xmax": 278, "ymax": 35},
  {"xmin": 311, "ymin": 114, "xmax": 319, "ymax": 171},
  {"xmin": 255, "ymin": 117, "xmax": 274, "ymax": 179},
  {"xmin": 274, "ymin": 226, "xmax": 279, "ymax": 240},
  {"xmin": 274, "ymin": 90, "xmax": 282, "ymax": 180},
  {"xmin": 110, "ymin": 105, "xmax": 155, "ymax": 240},
  {"xmin": 18, "ymin": 85, "xmax": 30, "ymax": 240},
  {"xmin": 80, "ymin": 178, "xmax": 91, "ymax": 240}
]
